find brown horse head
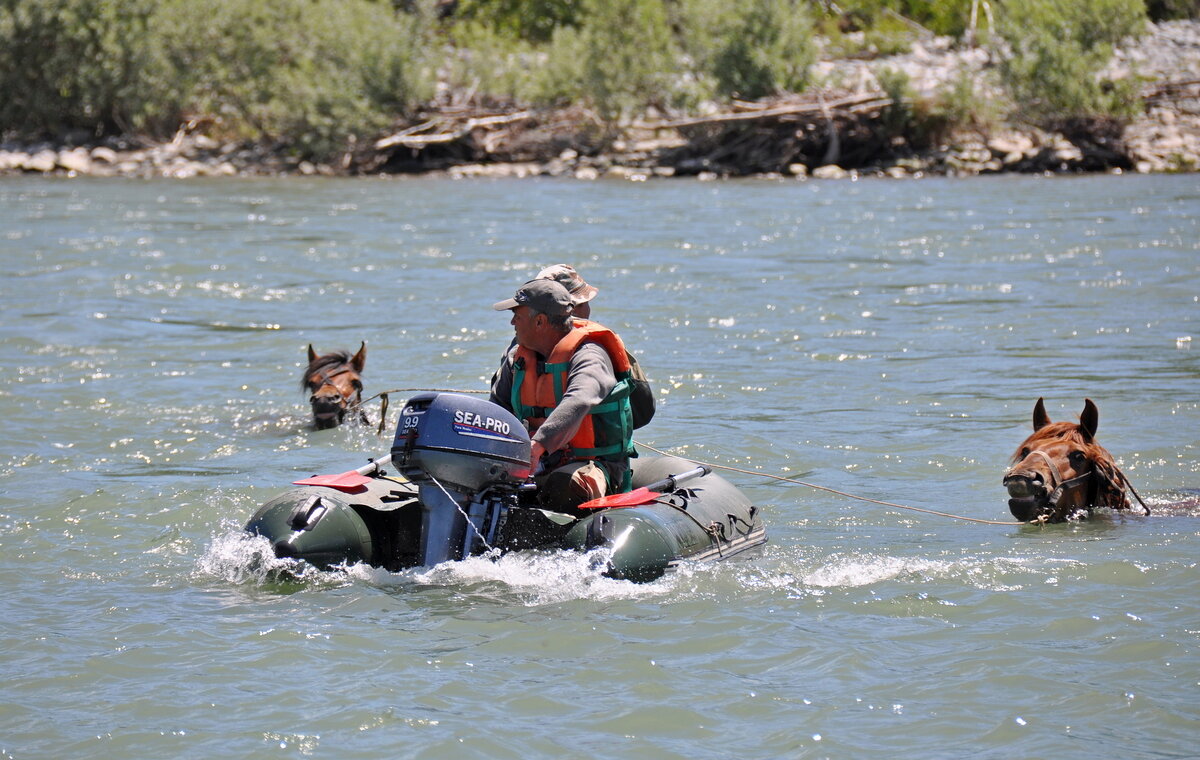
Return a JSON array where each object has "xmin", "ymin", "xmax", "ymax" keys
[
  {"xmin": 1003, "ymin": 398, "xmax": 1134, "ymax": 522},
  {"xmin": 302, "ymin": 342, "xmax": 366, "ymax": 429}
]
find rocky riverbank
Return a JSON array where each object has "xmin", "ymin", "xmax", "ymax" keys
[{"xmin": 3, "ymin": 20, "xmax": 1197, "ymax": 180}]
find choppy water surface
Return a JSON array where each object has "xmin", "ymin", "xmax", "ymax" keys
[{"xmin": 1, "ymin": 174, "xmax": 1197, "ymax": 759}]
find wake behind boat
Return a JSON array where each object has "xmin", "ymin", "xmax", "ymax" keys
[{"xmin": 245, "ymin": 392, "xmax": 766, "ymax": 582}]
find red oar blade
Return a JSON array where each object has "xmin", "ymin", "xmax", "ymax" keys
[
  {"xmin": 292, "ymin": 454, "xmax": 391, "ymax": 492},
  {"xmin": 578, "ymin": 487, "xmax": 662, "ymax": 510},
  {"xmin": 577, "ymin": 465, "xmax": 710, "ymax": 510},
  {"xmin": 292, "ymin": 471, "xmax": 372, "ymax": 491}
]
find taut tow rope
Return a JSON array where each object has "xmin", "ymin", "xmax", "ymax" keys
[
  {"xmin": 634, "ymin": 440, "xmax": 1025, "ymax": 526},
  {"xmin": 354, "ymin": 388, "xmax": 487, "ymax": 434}
]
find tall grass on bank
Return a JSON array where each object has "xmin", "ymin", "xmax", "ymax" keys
[{"xmin": 0, "ymin": 0, "xmax": 434, "ymax": 159}]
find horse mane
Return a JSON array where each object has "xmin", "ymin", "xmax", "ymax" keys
[{"xmin": 301, "ymin": 349, "xmax": 354, "ymax": 390}]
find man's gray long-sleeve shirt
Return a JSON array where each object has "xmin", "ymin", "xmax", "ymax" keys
[{"xmin": 489, "ymin": 342, "xmax": 616, "ymax": 454}]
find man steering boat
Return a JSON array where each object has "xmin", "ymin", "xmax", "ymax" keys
[{"xmin": 489, "ymin": 279, "xmax": 637, "ymax": 511}]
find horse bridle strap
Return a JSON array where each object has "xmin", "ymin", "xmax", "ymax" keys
[
  {"xmin": 308, "ymin": 364, "xmax": 361, "ymax": 400},
  {"xmin": 1026, "ymin": 450, "xmax": 1064, "ymax": 489},
  {"xmin": 1024, "ymin": 450, "xmax": 1093, "ymax": 511},
  {"xmin": 1014, "ymin": 450, "xmax": 1151, "ymax": 517}
]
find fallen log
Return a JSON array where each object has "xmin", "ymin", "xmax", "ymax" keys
[
  {"xmin": 373, "ymin": 111, "xmax": 534, "ymax": 150},
  {"xmin": 637, "ymin": 94, "xmax": 892, "ymax": 130}
]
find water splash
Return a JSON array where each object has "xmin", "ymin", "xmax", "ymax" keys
[
  {"xmin": 196, "ymin": 527, "xmax": 343, "ymax": 588},
  {"xmin": 197, "ymin": 525, "xmax": 676, "ymax": 603}
]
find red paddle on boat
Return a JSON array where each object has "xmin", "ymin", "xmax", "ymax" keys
[
  {"xmin": 293, "ymin": 454, "xmax": 393, "ymax": 491},
  {"xmin": 578, "ymin": 465, "xmax": 710, "ymax": 509}
]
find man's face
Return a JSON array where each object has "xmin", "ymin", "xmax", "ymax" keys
[{"xmin": 510, "ymin": 305, "xmax": 540, "ymax": 349}]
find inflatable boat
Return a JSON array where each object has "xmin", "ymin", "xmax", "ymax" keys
[{"xmin": 244, "ymin": 392, "xmax": 767, "ymax": 582}]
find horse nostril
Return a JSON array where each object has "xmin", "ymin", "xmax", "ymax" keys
[{"xmin": 1004, "ymin": 473, "xmax": 1045, "ymax": 498}]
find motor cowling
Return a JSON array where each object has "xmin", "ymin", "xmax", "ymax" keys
[
  {"xmin": 390, "ymin": 392, "xmax": 531, "ymax": 492},
  {"xmin": 389, "ymin": 393, "xmax": 532, "ymax": 567}
]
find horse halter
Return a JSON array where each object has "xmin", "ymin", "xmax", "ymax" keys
[
  {"xmin": 307, "ymin": 364, "xmax": 362, "ymax": 406},
  {"xmin": 1009, "ymin": 449, "xmax": 1095, "ymax": 518}
]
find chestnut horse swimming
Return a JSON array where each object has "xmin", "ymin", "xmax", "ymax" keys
[
  {"xmin": 1003, "ymin": 398, "xmax": 1149, "ymax": 523},
  {"xmin": 302, "ymin": 342, "xmax": 367, "ymax": 429}
]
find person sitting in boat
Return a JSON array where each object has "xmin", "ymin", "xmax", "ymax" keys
[
  {"xmin": 490, "ymin": 278, "xmax": 637, "ymax": 511},
  {"xmin": 530, "ymin": 263, "xmax": 655, "ymax": 430},
  {"xmin": 535, "ymin": 263, "xmax": 598, "ymax": 319}
]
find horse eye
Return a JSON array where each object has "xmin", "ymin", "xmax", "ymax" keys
[
  {"xmin": 1068, "ymin": 450, "xmax": 1086, "ymax": 463},
  {"xmin": 352, "ymin": 379, "xmax": 363, "ymax": 391},
  {"xmin": 1020, "ymin": 448, "xmax": 1030, "ymax": 458}
]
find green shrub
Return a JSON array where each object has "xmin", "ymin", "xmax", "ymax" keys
[
  {"xmin": 675, "ymin": 0, "xmax": 816, "ymax": 100},
  {"xmin": 528, "ymin": 25, "xmax": 590, "ymax": 107},
  {"xmin": 445, "ymin": 22, "xmax": 529, "ymax": 103},
  {"xmin": 996, "ymin": 0, "xmax": 1146, "ymax": 123},
  {"xmin": 875, "ymin": 66, "xmax": 1005, "ymax": 148},
  {"xmin": 568, "ymin": 0, "xmax": 679, "ymax": 123},
  {"xmin": 452, "ymin": 0, "xmax": 580, "ymax": 42},
  {"xmin": 931, "ymin": 69, "xmax": 1006, "ymax": 133},
  {"xmin": 0, "ymin": 0, "xmax": 172, "ymax": 135},
  {"xmin": 819, "ymin": 0, "xmax": 982, "ymax": 40},
  {"xmin": 156, "ymin": 0, "xmax": 435, "ymax": 158},
  {"xmin": 1145, "ymin": 0, "xmax": 1198, "ymax": 20},
  {"xmin": 0, "ymin": 0, "xmax": 434, "ymax": 159},
  {"xmin": 892, "ymin": 0, "xmax": 976, "ymax": 37},
  {"xmin": 876, "ymin": 67, "xmax": 917, "ymax": 136}
]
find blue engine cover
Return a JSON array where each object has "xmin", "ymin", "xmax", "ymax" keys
[{"xmin": 391, "ymin": 392, "xmax": 531, "ymax": 492}]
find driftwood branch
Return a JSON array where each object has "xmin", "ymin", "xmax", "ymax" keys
[
  {"xmin": 374, "ymin": 111, "xmax": 534, "ymax": 150},
  {"xmin": 1142, "ymin": 78, "xmax": 1200, "ymax": 103},
  {"xmin": 638, "ymin": 94, "xmax": 892, "ymax": 130}
]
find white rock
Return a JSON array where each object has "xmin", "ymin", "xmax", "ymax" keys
[
  {"xmin": 57, "ymin": 148, "xmax": 92, "ymax": 173},
  {"xmin": 25, "ymin": 150, "xmax": 57, "ymax": 172},
  {"xmin": 812, "ymin": 164, "xmax": 849, "ymax": 179},
  {"xmin": 988, "ymin": 134, "xmax": 1034, "ymax": 155},
  {"xmin": 1054, "ymin": 144, "xmax": 1084, "ymax": 162},
  {"xmin": 90, "ymin": 146, "xmax": 118, "ymax": 164},
  {"xmin": 606, "ymin": 165, "xmax": 648, "ymax": 181}
]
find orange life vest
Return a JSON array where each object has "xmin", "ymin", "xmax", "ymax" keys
[{"xmin": 510, "ymin": 320, "xmax": 636, "ymax": 473}]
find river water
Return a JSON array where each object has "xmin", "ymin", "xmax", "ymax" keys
[{"xmin": 1, "ymin": 174, "xmax": 1197, "ymax": 759}]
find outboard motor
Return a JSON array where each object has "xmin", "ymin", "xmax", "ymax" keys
[{"xmin": 390, "ymin": 393, "xmax": 532, "ymax": 567}]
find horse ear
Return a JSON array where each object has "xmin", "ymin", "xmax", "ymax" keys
[
  {"xmin": 352, "ymin": 341, "xmax": 367, "ymax": 372},
  {"xmin": 1080, "ymin": 398, "xmax": 1098, "ymax": 441},
  {"xmin": 1032, "ymin": 397, "xmax": 1051, "ymax": 431},
  {"xmin": 307, "ymin": 344, "xmax": 318, "ymax": 364}
]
